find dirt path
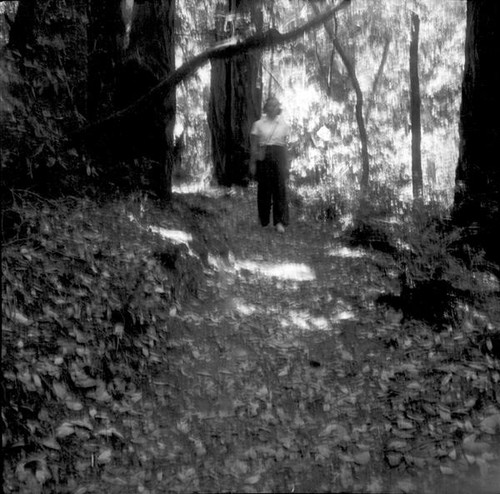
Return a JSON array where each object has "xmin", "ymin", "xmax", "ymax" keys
[{"xmin": 97, "ymin": 187, "xmax": 500, "ymax": 494}]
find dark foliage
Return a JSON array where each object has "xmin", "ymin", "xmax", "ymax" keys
[{"xmin": 347, "ymin": 220, "xmax": 397, "ymax": 255}]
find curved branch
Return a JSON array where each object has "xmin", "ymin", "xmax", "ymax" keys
[
  {"xmin": 365, "ymin": 36, "xmax": 391, "ymax": 124},
  {"xmin": 75, "ymin": 0, "xmax": 352, "ymax": 137}
]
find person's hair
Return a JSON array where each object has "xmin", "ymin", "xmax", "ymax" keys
[{"xmin": 263, "ymin": 96, "xmax": 281, "ymax": 115}]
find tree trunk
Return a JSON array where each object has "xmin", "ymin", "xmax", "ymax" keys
[
  {"xmin": 365, "ymin": 36, "xmax": 390, "ymax": 124},
  {"xmin": 121, "ymin": 0, "xmax": 176, "ymax": 202},
  {"xmin": 6, "ymin": 0, "xmax": 36, "ymax": 56},
  {"xmin": 87, "ymin": 0, "xmax": 176, "ymax": 202},
  {"xmin": 409, "ymin": 12, "xmax": 423, "ymax": 201},
  {"xmin": 208, "ymin": 0, "xmax": 263, "ymax": 187},
  {"xmin": 452, "ymin": 0, "xmax": 500, "ymax": 263},
  {"xmin": 335, "ymin": 39, "xmax": 370, "ymax": 193},
  {"xmin": 87, "ymin": 0, "xmax": 124, "ymax": 121},
  {"xmin": 311, "ymin": 4, "xmax": 370, "ymax": 193}
]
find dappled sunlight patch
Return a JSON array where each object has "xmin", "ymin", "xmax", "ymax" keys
[
  {"xmin": 127, "ymin": 213, "xmax": 194, "ymax": 246},
  {"xmin": 172, "ymin": 182, "xmax": 210, "ymax": 194},
  {"xmin": 289, "ymin": 310, "xmax": 312, "ymax": 331},
  {"xmin": 329, "ymin": 300, "xmax": 357, "ymax": 324},
  {"xmin": 232, "ymin": 298, "xmax": 257, "ymax": 317},
  {"xmin": 328, "ymin": 245, "xmax": 370, "ymax": 258},
  {"xmin": 235, "ymin": 260, "xmax": 316, "ymax": 282},
  {"xmin": 278, "ymin": 311, "xmax": 332, "ymax": 334},
  {"xmin": 172, "ymin": 183, "xmax": 242, "ymax": 198},
  {"xmin": 207, "ymin": 253, "xmax": 236, "ymax": 272},
  {"xmin": 311, "ymin": 316, "xmax": 329, "ymax": 330},
  {"xmin": 147, "ymin": 226, "xmax": 193, "ymax": 245},
  {"xmin": 330, "ymin": 310, "xmax": 357, "ymax": 323}
]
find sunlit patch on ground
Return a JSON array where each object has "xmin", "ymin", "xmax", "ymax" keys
[
  {"xmin": 128, "ymin": 212, "xmax": 194, "ymax": 246},
  {"xmin": 328, "ymin": 245, "xmax": 370, "ymax": 258},
  {"xmin": 172, "ymin": 183, "xmax": 242, "ymax": 198},
  {"xmin": 232, "ymin": 298, "xmax": 257, "ymax": 316},
  {"xmin": 172, "ymin": 182, "xmax": 210, "ymax": 194},
  {"xmin": 234, "ymin": 260, "xmax": 316, "ymax": 281},
  {"xmin": 277, "ymin": 307, "xmax": 356, "ymax": 331},
  {"xmin": 330, "ymin": 310, "xmax": 356, "ymax": 323},
  {"xmin": 329, "ymin": 299, "xmax": 357, "ymax": 323},
  {"xmin": 147, "ymin": 226, "xmax": 193, "ymax": 245},
  {"xmin": 277, "ymin": 311, "xmax": 332, "ymax": 333}
]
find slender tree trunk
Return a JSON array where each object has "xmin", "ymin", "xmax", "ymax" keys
[
  {"xmin": 311, "ymin": 4, "xmax": 369, "ymax": 193},
  {"xmin": 410, "ymin": 12, "xmax": 423, "ymax": 201},
  {"xmin": 452, "ymin": 0, "xmax": 500, "ymax": 262},
  {"xmin": 365, "ymin": 36, "xmax": 390, "ymax": 124},
  {"xmin": 337, "ymin": 39, "xmax": 370, "ymax": 192}
]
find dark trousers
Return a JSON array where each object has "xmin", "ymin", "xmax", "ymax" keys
[{"xmin": 257, "ymin": 145, "xmax": 289, "ymax": 227}]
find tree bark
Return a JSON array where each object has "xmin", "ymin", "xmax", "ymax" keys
[
  {"xmin": 123, "ymin": 0, "xmax": 176, "ymax": 202},
  {"xmin": 87, "ymin": 0, "xmax": 176, "ymax": 202},
  {"xmin": 208, "ymin": 0, "xmax": 263, "ymax": 187},
  {"xmin": 87, "ymin": 0, "xmax": 124, "ymax": 122},
  {"xmin": 6, "ymin": 0, "xmax": 36, "ymax": 56},
  {"xmin": 409, "ymin": 12, "xmax": 423, "ymax": 201},
  {"xmin": 452, "ymin": 0, "xmax": 500, "ymax": 262}
]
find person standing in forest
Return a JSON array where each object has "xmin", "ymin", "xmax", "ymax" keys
[{"xmin": 249, "ymin": 96, "xmax": 290, "ymax": 233}]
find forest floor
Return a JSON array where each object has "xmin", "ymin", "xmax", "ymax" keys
[{"xmin": 3, "ymin": 185, "xmax": 500, "ymax": 493}]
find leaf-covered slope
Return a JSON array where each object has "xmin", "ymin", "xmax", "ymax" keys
[{"xmin": 2, "ymin": 187, "xmax": 500, "ymax": 493}]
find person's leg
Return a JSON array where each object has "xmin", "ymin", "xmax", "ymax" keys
[
  {"xmin": 272, "ymin": 147, "xmax": 289, "ymax": 227},
  {"xmin": 257, "ymin": 160, "xmax": 272, "ymax": 227}
]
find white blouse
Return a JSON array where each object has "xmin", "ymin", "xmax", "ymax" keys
[{"xmin": 251, "ymin": 114, "xmax": 289, "ymax": 147}]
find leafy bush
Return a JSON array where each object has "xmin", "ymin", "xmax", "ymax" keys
[
  {"xmin": 377, "ymin": 204, "xmax": 499, "ymax": 328},
  {"xmin": 0, "ymin": 50, "xmax": 87, "ymax": 197}
]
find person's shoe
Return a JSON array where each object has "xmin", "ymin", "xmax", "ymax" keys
[{"xmin": 275, "ymin": 223, "xmax": 285, "ymax": 233}]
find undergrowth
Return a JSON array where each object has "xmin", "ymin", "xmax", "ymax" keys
[{"xmin": 344, "ymin": 198, "xmax": 500, "ymax": 337}]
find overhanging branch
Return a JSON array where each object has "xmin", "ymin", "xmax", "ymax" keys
[{"xmin": 75, "ymin": 0, "xmax": 352, "ymax": 137}]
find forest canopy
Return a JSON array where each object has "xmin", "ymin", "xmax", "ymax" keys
[{"xmin": 0, "ymin": 0, "xmax": 464, "ymax": 197}]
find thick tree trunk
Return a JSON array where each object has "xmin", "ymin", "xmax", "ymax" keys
[
  {"xmin": 123, "ymin": 0, "xmax": 176, "ymax": 202},
  {"xmin": 6, "ymin": 0, "xmax": 36, "ymax": 56},
  {"xmin": 208, "ymin": 0, "xmax": 263, "ymax": 187},
  {"xmin": 87, "ymin": 0, "xmax": 124, "ymax": 121},
  {"xmin": 452, "ymin": 0, "xmax": 500, "ymax": 262},
  {"xmin": 87, "ymin": 0, "xmax": 176, "ymax": 202},
  {"xmin": 409, "ymin": 12, "xmax": 423, "ymax": 201}
]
